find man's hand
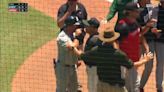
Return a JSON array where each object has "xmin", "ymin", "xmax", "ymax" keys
[
  {"xmin": 101, "ymin": 19, "xmax": 108, "ymax": 24},
  {"xmin": 134, "ymin": 52, "xmax": 153, "ymax": 67},
  {"xmin": 76, "ymin": 61, "xmax": 82, "ymax": 67},
  {"xmin": 75, "ymin": 28, "xmax": 82, "ymax": 36},
  {"xmin": 66, "ymin": 43, "xmax": 74, "ymax": 50},
  {"xmin": 143, "ymin": 52, "xmax": 154, "ymax": 62},
  {"xmin": 142, "ymin": 19, "xmax": 157, "ymax": 35},
  {"xmin": 146, "ymin": 19, "xmax": 156, "ymax": 28},
  {"xmin": 68, "ymin": 2, "xmax": 76, "ymax": 13}
]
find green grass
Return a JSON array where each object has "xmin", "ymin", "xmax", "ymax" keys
[{"xmin": 0, "ymin": 0, "xmax": 59, "ymax": 92}]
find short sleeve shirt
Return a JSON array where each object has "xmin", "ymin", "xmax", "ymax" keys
[
  {"xmin": 80, "ymin": 45, "xmax": 134, "ymax": 86},
  {"xmin": 57, "ymin": 31, "xmax": 78, "ymax": 65},
  {"xmin": 116, "ymin": 18, "xmax": 141, "ymax": 62},
  {"xmin": 84, "ymin": 35, "xmax": 101, "ymax": 51},
  {"xmin": 57, "ymin": 2, "xmax": 87, "ymax": 21}
]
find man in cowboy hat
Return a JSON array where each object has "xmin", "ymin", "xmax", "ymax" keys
[{"xmin": 72, "ymin": 30, "xmax": 154, "ymax": 92}]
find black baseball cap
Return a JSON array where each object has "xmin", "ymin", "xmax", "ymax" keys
[
  {"xmin": 64, "ymin": 16, "xmax": 81, "ymax": 26},
  {"xmin": 125, "ymin": 2, "xmax": 144, "ymax": 11},
  {"xmin": 82, "ymin": 18, "xmax": 100, "ymax": 28}
]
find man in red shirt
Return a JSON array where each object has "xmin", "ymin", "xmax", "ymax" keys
[{"xmin": 115, "ymin": 2, "xmax": 144, "ymax": 92}]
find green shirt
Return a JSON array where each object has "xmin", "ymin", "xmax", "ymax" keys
[
  {"xmin": 106, "ymin": 0, "xmax": 134, "ymax": 22},
  {"xmin": 80, "ymin": 45, "xmax": 134, "ymax": 86}
]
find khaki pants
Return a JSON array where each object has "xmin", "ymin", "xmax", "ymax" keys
[
  {"xmin": 97, "ymin": 80, "xmax": 128, "ymax": 92},
  {"xmin": 86, "ymin": 66, "xmax": 98, "ymax": 92}
]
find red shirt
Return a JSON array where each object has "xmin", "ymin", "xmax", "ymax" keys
[{"xmin": 118, "ymin": 18, "xmax": 141, "ymax": 62}]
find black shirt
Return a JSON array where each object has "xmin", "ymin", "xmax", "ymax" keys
[
  {"xmin": 57, "ymin": 2, "xmax": 87, "ymax": 21},
  {"xmin": 84, "ymin": 34, "xmax": 102, "ymax": 66},
  {"xmin": 81, "ymin": 45, "xmax": 134, "ymax": 87},
  {"xmin": 84, "ymin": 34, "xmax": 102, "ymax": 51}
]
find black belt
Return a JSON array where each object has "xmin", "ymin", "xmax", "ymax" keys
[
  {"xmin": 101, "ymin": 80, "xmax": 124, "ymax": 87},
  {"xmin": 64, "ymin": 65, "xmax": 75, "ymax": 67},
  {"xmin": 112, "ymin": 84, "xmax": 124, "ymax": 88},
  {"xmin": 56, "ymin": 59, "xmax": 75, "ymax": 67}
]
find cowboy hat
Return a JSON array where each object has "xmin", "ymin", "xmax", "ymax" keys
[{"xmin": 99, "ymin": 30, "xmax": 120, "ymax": 42}]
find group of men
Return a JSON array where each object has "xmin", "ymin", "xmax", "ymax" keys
[{"xmin": 55, "ymin": 0, "xmax": 164, "ymax": 92}]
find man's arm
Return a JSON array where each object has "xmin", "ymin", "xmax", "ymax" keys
[
  {"xmin": 141, "ymin": 19, "xmax": 157, "ymax": 35},
  {"xmin": 133, "ymin": 52, "xmax": 153, "ymax": 67},
  {"xmin": 57, "ymin": 3, "xmax": 76, "ymax": 28},
  {"xmin": 106, "ymin": 0, "xmax": 118, "ymax": 21},
  {"xmin": 118, "ymin": 51, "xmax": 153, "ymax": 69},
  {"xmin": 57, "ymin": 12, "xmax": 71, "ymax": 28},
  {"xmin": 141, "ymin": 6, "xmax": 159, "ymax": 35}
]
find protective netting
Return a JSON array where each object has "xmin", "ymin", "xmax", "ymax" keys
[{"xmin": 0, "ymin": 0, "xmax": 163, "ymax": 92}]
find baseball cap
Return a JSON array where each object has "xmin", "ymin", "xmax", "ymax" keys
[
  {"xmin": 64, "ymin": 16, "xmax": 81, "ymax": 26},
  {"xmin": 82, "ymin": 18, "xmax": 100, "ymax": 28},
  {"xmin": 125, "ymin": 2, "xmax": 144, "ymax": 11}
]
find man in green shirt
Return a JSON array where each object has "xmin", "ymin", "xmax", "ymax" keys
[
  {"xmin": 73, "ymin": 30, "xmax": 153, "ymax": 92},
  {"xmin": 102, "ymin": 0, "xmax": 136, "ymax": 24}
]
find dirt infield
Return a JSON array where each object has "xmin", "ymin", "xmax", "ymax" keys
[{"xmin": 12, "ymin": 0, "xmax": 159, "ymax": 92}]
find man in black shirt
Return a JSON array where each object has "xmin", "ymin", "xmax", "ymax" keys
[
  {"xmin": 57, "ymin": 0, "xmax": 87, "ymax": 29},
  {"xmin": 82, "ymin": 18, "xmax": 101, "ymax": 92}
]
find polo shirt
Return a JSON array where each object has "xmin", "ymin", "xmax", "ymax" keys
[
  {"xmin": 84, "ymin": 34, "xmax": 102, "ymax": 66},
  {"xmin": 80, "ymin": 45, "xmax": 134, "ymax": 87},
  {"xmin": 57, "ymin": 2, "xmax": 87, "ymax": 21}
]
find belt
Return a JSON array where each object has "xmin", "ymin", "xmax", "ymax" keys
[
  {"xmin": 110, "ymin": 83, "xmax": 124, "ymax": 88},
  {"xmin": 57, "ymin": 60, "xmax": 75, "ymax": 67},
  {"xmin": 64, "ymin": 65, "xmax": 75, "ymax": 67},
  {"xmin": 101, "ymin": 80, "xmax": 124, "ymax": 88}
]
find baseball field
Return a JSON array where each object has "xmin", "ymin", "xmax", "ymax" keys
[{"xmin": 0, "ymin": 0, "xmax": 160, "ymax": 92}]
